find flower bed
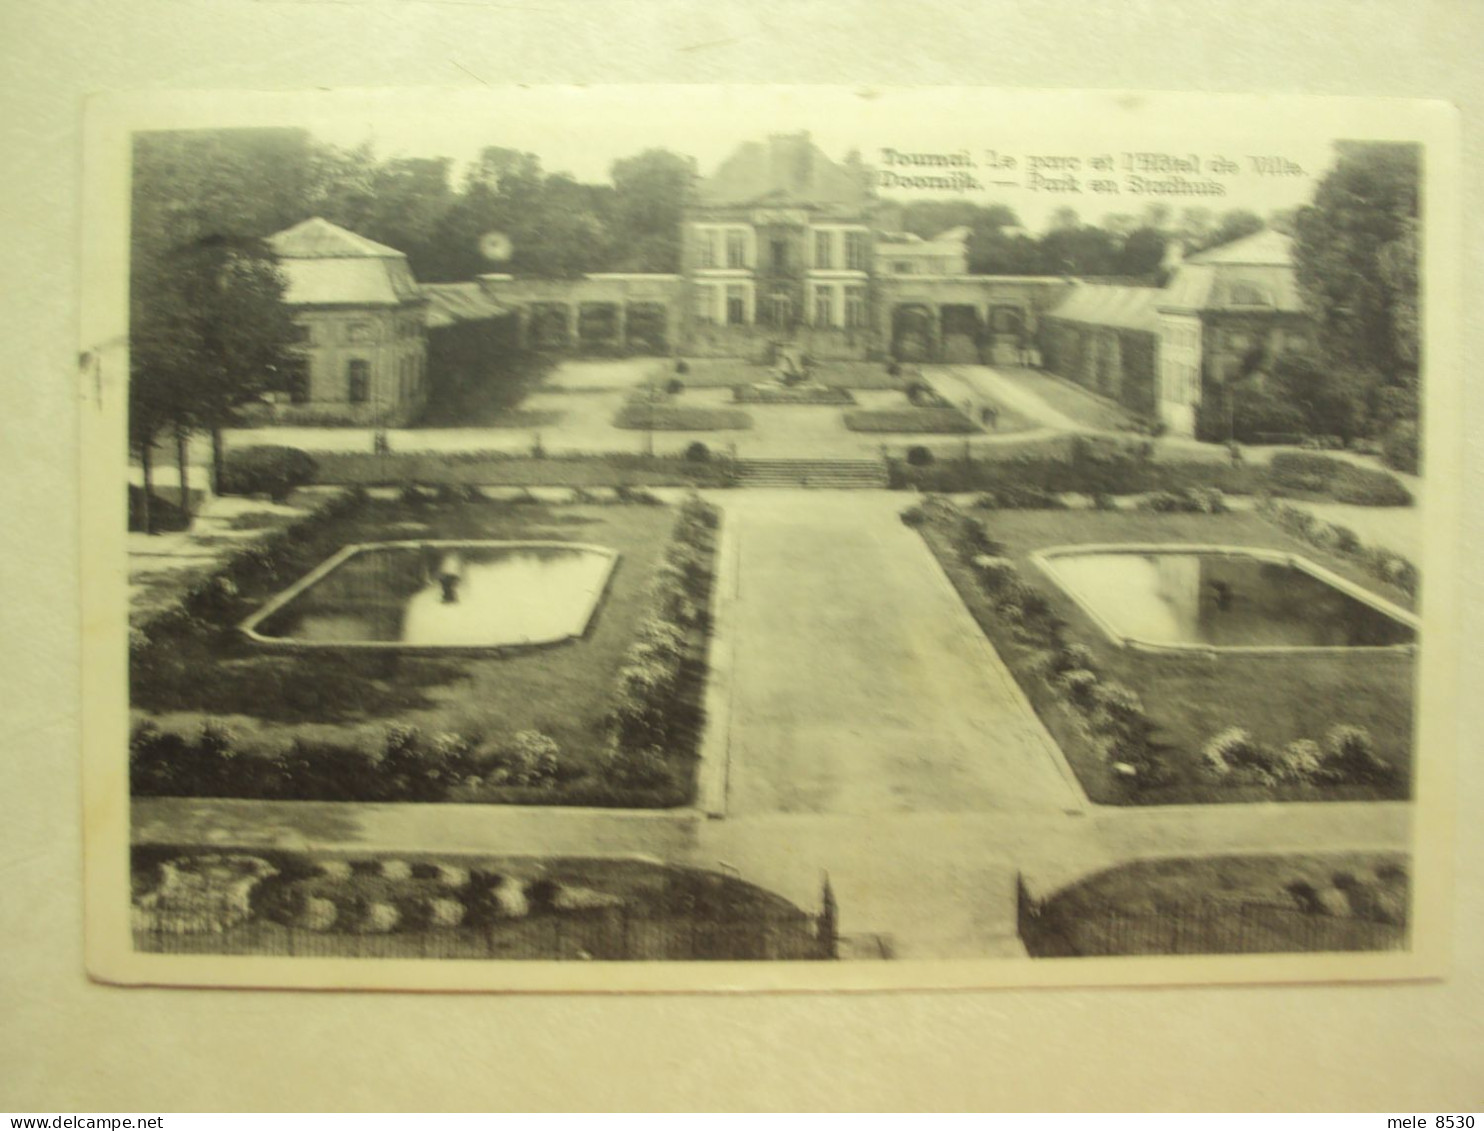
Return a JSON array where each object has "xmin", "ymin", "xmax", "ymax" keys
[
  {"xmin": 131, "ymin": 849, "xmax": 826, "ymax": 961},
  {"xmin": 910, "ymin": 497, "xmax": 1414, "ymax": 804},
  {"xmin": 130, "ymin": 493, "xmax": 723, "ymax": 808}
]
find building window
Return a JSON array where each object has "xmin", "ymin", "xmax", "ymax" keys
[
  {"xmin": 814, "ymin": 285, "xmax": 834, "ymax": 328},
  {"xmin": 726, "ymin": 230, "xmax": 748, "ymax": 269},
  {"xmin": 289, "ymin": 322, "xmax": 312, "ymax": 345},
  {"xmin": 695, "ymin": 284, "xmax": 717, "ymax": 323},
  {"xmin": 1228, "ymin": 283, "xmax": 1270, "ymax": 307},
  {"xmin": 813, "ymin": 230, "xmax": 834, "ymax": 269},
  {"xmin": 845, "ymin": 231, "xmax": 870, "ymax": 271},
  {"xmin": 892, "ymin": 260, "xmax": 913, "ymax": 275},
  {"xmin": 726, "ymin": 285, "xmax": 747, "ymax": 326},
  {"xmin": 770, "ymin": 239, "xmax": 789, "ymax": 273},
  {"xmin": 696, "ymin": 229, "xmax": 718, "ymax": 269},
  {"xmin": 346, "ymin": 321, "xmax": 375, "ymax": 344},
  {"xmin": 768, "ymin": 292, "xmax": 793, "ymax": 327},
  {"xmin": 347, "ymin": 359, "xmax": 370, "ymax": 404},
  {"xmin": 844, "ymin": 286, "xmax": 867, "ymax": 329},
  {"xmin": 285, "ymin": 358, "xmax": 310, "ymax": 404}
]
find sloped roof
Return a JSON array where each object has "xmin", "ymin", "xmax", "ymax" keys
[
  {"xmin": 1186, "ymin": 228, "xmax": 1294, "ymax": 266},
  {"xmin": 1157, "ymin": 229, "xmax": 1304, "ymax": 314},
  {"xmin": 267, "ymin": 217, "xmax": 407, "ymax": 260},
  {"xmin": 1046, "ymin": 283, "xmax": 1161, "ymax": 333},
  {"xmin": 267, "ymin": 218, "xmax": 422, "ymax": 307},
  {"xmin": 695, "ymin": 133, "xmax": 868, "ymax": 210},
  {"xmin": 421, "ymin": 283, "xmax": 512, "ymax": 328}
]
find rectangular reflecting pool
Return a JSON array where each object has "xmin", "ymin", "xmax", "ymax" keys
[
  {"xmin": 242, "ymin": 541, "xmax": 619, "ymax": 649},
  {"xmin": 1036, "ymin": 546, "xmax": 1417, "ymax": 651}
]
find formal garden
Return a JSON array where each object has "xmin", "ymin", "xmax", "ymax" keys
[
  {"xmin": 131, "ymin": 848, "xmax": 832, "ymax": 960},
  {"xmin": 905, "ymin": 492, "xmax": 1417, "ymax": 806},
  {"xmin": 129, "ymin": 482, "xmax": 724, "ymax": 809}
]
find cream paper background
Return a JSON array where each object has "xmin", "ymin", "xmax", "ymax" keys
[{"xmin": 5, "ymin": 0, "xmax": 1484, "ymax": 1111}]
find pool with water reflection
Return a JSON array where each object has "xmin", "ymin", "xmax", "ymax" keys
[
  {"xmin": 241, "ymin": 541, "xmax": 619, "ymax": 650},
  {"xmin": 1034, "ymin": 545, "xmax": 1417, "ymax": 652}
]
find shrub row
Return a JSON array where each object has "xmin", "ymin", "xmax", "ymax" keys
[
  {"xmin": 129, "ymin": 721, "xmax": 585, "ymax": 803},
  {"xmin": 1256, "ymin": 497, "xmax": 1420, "ymax": 601},
  {"xmin": 309, "ymin": 450, "xmax": 737, "ymax": 488},
  {"xmin": 1134, "ymin": 487, "xmax": 1230, "ymax": 514},
  {"xmin": 970, "ymin": 486, "xmax": 1069, "ymax": 511},
  {"xmin": 889, "ymin": 437, "xmax": 1411, "ymax": 506},
  {"xmin": 890, "ymin": 443, "xmax": 1265, "ymax": 497},
  {"xmin": 602, "ymin": 493, "xmax": 721, "ymax": 790},
  {"xmin": 1200, "ymin": 724, "xmax": 1395, "ymax": 788}
]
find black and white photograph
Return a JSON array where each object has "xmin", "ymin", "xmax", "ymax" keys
[{"xmin": 80, "ymin": 87, "xmax": 1459, "ymax": 991}]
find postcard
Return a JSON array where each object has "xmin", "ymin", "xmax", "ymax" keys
[{"xmin": 80, "ymin": 86, "xmax": 1460, "ymax": 991}]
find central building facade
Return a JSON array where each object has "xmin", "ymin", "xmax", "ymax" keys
[
  {"xmin": 681, "ymin": 132, "xmax": 877, "ymax": 360},
  {"xmin": 677, "ymin": 132, "xmax": 1071, "ymax": 366}
]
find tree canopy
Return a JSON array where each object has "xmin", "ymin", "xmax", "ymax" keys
[
  {"xmin": 1292, "ymin": 141, "xmax": 1421, "ymax": 390},
  {"xmin": 130, "ymin": 131, "xmax": 304, "ymax": 515}
]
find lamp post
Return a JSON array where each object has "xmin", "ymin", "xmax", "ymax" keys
[
  {"xmin": 963, "ymin": 399, "xmax": 974, "ymax": 474},
  {"xmin": 644, "ymin": 383, "xmax": 661, "ymax": 461}
]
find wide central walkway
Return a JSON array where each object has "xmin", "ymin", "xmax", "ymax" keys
[{"xmin": 719, "ymin": 491, "xmax": 1081, "ymax": 816}]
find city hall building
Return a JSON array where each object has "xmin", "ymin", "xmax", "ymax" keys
[{"xmin": 265, "ymin": 134, "xmax": 1315, "ymax": 438}]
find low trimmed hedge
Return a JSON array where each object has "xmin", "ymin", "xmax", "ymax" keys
[
  {"xmin": 309, "ymin": 451, "xmax": 737, "ymax": 488},
  {"xmin": 612, "ymin": 403, "xmax": 753, "ymax": 431},
  {"xmin": 890, "ymin": 438, "xmax": 1411, "ymax": 506}
]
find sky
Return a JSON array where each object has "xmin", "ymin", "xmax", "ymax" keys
[{"xmin": 121, "ymin": 86, "xmax": 1359, "ymax": 233}]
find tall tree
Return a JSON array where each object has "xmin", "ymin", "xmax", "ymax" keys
[
  {"xmin": 610, "ymin": 149, "xmax": 696, "ymax": 272},
  {"xmin": 1037, "ymin": 221, "xmax": 1119, "ymax": 276},
  {"xmin": 1292, "ymin": 142, "xmax": 1421, "ymax": 414},
  {"xmin": 131, "ymin": 129, "xmax": 311, "ymax": 518},
  {"xmin": 1114, "ymin": 227, "xmax": 1168, "ymax": 279}
]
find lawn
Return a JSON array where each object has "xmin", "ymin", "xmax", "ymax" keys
[
  {"xmin": 844, "ymin": 406, "xmax": 982, "ymax": 434},
  {"xmin": 918, "ymin": 507, "xmax": 1416, "ymax": 805},
  {"xmin": 1023, "ymin": 853, "xmax": 1408, "ymax": 956},
  {"xmin": 612, "ymin": 403, "xmax": 754, "ymax": 431},
  {"xmin": 994, "ymin": 367, "xmax": 1142, "ymax": 431},
  {"xmin": 130, "ymin": 495, "xmax": 709, "ymax": 805}
]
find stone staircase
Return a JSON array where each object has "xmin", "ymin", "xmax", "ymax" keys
[{"xmin": 734, "ymin": 458, "xmax": 889, "ymax": 489}]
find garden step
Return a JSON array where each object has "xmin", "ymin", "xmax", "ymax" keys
[{"xmin": 735, "ymin": 458, "xmax": 889, "ymax": 489}]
